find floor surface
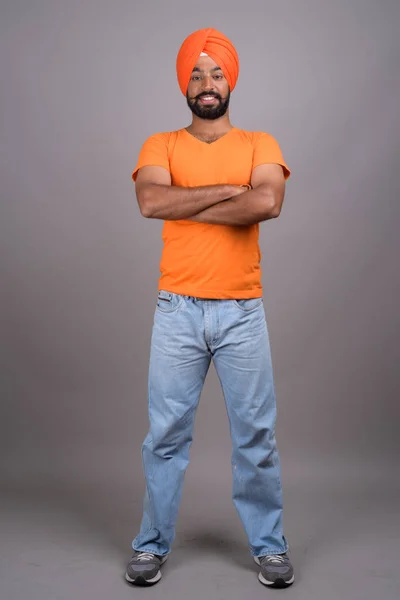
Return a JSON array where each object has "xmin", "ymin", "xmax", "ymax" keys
[{"xmin": 1, "ymin": 458, "xmax": 398, "ymax": 600}]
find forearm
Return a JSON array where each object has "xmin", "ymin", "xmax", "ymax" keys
[
  {"xmin": 139, "ymin": 183, "xmax": 242, "ymax": 220},
  {"xmin": 188, "ymin": 185, "xmax": 279, "ymax": 226}
]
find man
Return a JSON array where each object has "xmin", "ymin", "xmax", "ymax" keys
[{"xmin": 125, "ymin": 27, "xmax": 294, "ymax": 589}]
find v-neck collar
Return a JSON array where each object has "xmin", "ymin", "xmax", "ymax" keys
[{"xmin": 183, "ymin": 126, "xmax": 237, "ymax": 146}]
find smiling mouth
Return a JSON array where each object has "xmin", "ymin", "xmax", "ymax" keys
[{"xmin": 198, "ymin": 95, "xmax": 219, "ymax": 104}]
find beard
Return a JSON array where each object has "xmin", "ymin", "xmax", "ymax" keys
[{"xmin": 186, "ymin": 90, "xmax": 230, "ymax": 120}]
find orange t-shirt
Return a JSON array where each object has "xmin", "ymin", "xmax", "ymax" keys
[{"xmin": 132, "ymin": 127, "xmax": 290, "ymax": 299}]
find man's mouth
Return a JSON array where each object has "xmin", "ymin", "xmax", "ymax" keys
[{"xmin": 198, "ymin": 95, "xmax": 219, "ymax": 105}]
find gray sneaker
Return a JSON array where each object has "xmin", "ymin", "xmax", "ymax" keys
[
  {"xmin": 125, "ymin": 551, "xmax": 168, "ymax": 586},
  {"xmin": 254, "ymin": 553, "xmax": 295, "ymax": 587}
]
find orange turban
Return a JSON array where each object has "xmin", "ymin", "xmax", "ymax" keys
[{"xmin": 176, "ymin": 28, "xmax": 239, "ymax": 96}]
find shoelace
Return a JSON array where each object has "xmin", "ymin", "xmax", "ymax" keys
[
  {"xmin": 136, "ymin": 552, "xmax": 156, "ymax": 562},
  {"xmin": 264, "ymin": 554, "xmax": 286, "ymax": 563}
]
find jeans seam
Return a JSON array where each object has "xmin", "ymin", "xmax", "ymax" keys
[
  {"xmin": 132, "ymin": 546, "xmax": 170, "ymax": 557},
  {"xmin": 233, "ymin": 298, "xmax": 263, "ymax": 312},
  {"xmin": 252, "ymin": 547, "xmax": 289, "ymax": 557},
  {"xmin": 156, "ymin": 296, "xmax": 184, "ymax": 314}
]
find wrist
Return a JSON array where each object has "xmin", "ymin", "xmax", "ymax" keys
[{"xmin": 219, "ymin": 184, "xmax": 240, "ymax": 200}]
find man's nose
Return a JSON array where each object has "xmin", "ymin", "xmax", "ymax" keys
[{"xmin": 202, "ymin": 76, "xmax": 215, "ymax": 91}]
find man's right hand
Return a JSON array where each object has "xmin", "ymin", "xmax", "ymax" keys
[{"xmin": 230, "ymin": 184, "xmax": 251, "ymax": 197}]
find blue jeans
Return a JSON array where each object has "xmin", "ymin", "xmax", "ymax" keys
[{"xmin": 132, "ymin": 290, "xmax": 289, "ymax": 557}]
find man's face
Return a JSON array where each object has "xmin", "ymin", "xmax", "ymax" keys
[{"xmin": 186, "ymin": 55, "xmax": 230, "ymax": 120}]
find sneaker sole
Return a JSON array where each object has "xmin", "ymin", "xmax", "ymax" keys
[
  {"xmin": 253, "ymin": 556, "xmax": 295, "ymax": 588},
  {"xmin": 125, "ymin": 554, "xmax": 168, "ymax": 587},
  {"xmin": 125, "ymin": 571, "xmax": 162, "ymax": 586}
]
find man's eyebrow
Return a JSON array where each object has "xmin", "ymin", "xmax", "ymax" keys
[{"xmin": 191, "ymin": 66, "xmax": 223, "ymax": 73}]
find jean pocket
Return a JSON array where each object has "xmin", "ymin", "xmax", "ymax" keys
[
  {"xmin": 233, "ymin": 297, "xmax": 263, "ymax": 312},
  {"xmin": 156, "ymin": 290, "xmax": 183, "ymax": 313}
]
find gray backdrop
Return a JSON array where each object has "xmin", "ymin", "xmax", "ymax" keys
[{"xmin": 1, "ymin": 1, "xmax": 399, "ymax": 599}]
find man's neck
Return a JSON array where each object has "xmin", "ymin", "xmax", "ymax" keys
[{"xmin": 186, "ymin": 115, "xmax": 233, "ymax": 143}]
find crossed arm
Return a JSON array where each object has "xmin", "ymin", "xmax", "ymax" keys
[{"xmin": 134, "ymin": 163, "xmax": 286, "ymax": 226}]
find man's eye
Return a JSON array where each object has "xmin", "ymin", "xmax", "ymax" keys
[
  {"xmin": 214, "ymin": 75, "xmax": 223, "ymax": 79},
  {"xmin": 191, "ymin": 76, "xmax": 201, "ymax": 81}
]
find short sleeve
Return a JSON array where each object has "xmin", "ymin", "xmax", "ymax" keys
[
  {"xmin": 253, "ymin": 133, "xmax": 291, "ymax": 180},
  {"xmin": 132, "ymin": 133, "xmax": 170, "ymax": 181}
]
